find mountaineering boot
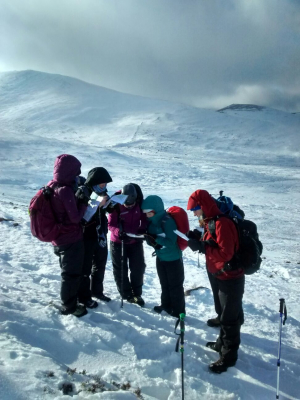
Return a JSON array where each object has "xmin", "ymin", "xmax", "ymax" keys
[
  {"xmin": 205, "ymin": 342, "xmax": 221, "ymax": 353},
  {"xmin": 135, "ymin": 296, "xmax": 145, "ymax": 306},
  {"xmin": 84, "ymin": 299, "xmax": 98, "ymax": 309},
  {"xmin": 127, "ymin": 295, "xmax": 145, "ymax": 307},
  {"xmin": 72, "ymin": 305, "xmax": 88, "ymax": 317},
  {"xmin": 207, "ymin": 316, "xmax": 221, "ymax": 327},
  {"xmin": 97, "ymin": 294, "xmax": 111, "ymax": 302},
  {"xmin": 209, "ymin": 356, "xmax": 236, "ymax": 374},
  {"xmin": 60, "ymin": 304, "xmax": 88, "ymax": 318},
  {"xmin": 153, "ymin": 305, "xmax": 173, "ymax": 315},
  {"xmin": 153, "ymin": 305, "xmax": 164, "ymax": 314}
]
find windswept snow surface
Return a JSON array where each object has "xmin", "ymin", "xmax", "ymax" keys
[{"xmin": 0, "ymin": 70, "xmax": 299, "ymax": 400}]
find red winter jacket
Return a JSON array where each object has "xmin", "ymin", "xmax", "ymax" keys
[{"xmin": 187, "ymin": 190, "xmax": 244, "ymax": 280}]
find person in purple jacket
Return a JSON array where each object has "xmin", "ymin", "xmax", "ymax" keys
[
  {"xmin": 48, "ymin": 154, "xmax": 89, "ymax": 318},
  {"xmin": 108, "ymin": 183, "xmax": 148, "ymax": 306}
]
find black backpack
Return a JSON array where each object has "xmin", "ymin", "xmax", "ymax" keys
[{"xmin": 208, "ymin": 215, "xmax": 263, "ymax": 275}]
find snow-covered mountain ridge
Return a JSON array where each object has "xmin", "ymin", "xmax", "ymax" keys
[{"xmin": 0, "ymin": 70, "xmax": 299, "ymax": 399}]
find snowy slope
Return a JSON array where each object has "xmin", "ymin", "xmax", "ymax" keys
[{"xmin": 0, "ymin": 70, "xmax": 299, "ymax": 400}]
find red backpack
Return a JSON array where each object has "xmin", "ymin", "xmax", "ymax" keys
[
  {"xmin": 162, "ymin": 206, "xmax": 190, "ymax": 251},
  {"xmin": 29, "ymin": 186, "xmax": 62, "ymax": 242}
]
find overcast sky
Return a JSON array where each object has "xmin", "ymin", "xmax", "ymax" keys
[{"xmin": 1, "ymin": 0, "xmax": 300, "ymax": 112}]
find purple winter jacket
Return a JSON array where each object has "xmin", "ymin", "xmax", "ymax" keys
[
  {"xmin": 108, "ymin": 203, "xmax": 148, "ymax": 244},
  {"xmin": 47, "ymin": 154, "xmax": 87, "ymax": 246}
]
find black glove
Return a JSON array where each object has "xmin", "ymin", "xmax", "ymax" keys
[
  {"xmin": 205, "ymin": 238, "xmax": 218, "ymax": 248},
  {"xmin": 187, "ymin": 229, "xmax": 203, "ymax": 240},
  {"xmin": 144, "ymin": 233, "xmax": 162, "ymax": 250},
  {"xmin": 118, "ymin": 231, "xmax": 128, "ymax": 241},
  {"xmin": 152, "ymin": 242, "xmax": 163, "ymax": 250},
  {"xmin": 75, "ymin": 185, "xmax": 91, "ymax": 205},
  {"xmin": 188, "ymin": 239, "xmax": 206, "ymax": 253},
  {"xmin": 77, "ymin": 176, "xmax": 86, "ymax": 186}
]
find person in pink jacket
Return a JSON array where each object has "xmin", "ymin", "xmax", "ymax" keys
[
  {"xmin": 108, "ymin": 183, "xmax": 148, "ymax": 306},
  {"xmin": 48, "ymin": 154, "xmax": 89, "ymax": 317}
]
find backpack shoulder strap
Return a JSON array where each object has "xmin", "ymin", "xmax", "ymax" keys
[
  {"xmin": 161, "ymin": 212, "xmax": 172, "ymax": 232},
  {"xmin": 208, "ymin": 214, "xmax": 239, "ymax": 249},
  {"xmin": 207, "ymin": 214, "xmax": 227, "ymax": 238}
]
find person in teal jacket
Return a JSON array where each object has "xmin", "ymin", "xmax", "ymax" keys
[{"xmin": 142, "ymin": 195, "xmax": 185, "ymax": 317}]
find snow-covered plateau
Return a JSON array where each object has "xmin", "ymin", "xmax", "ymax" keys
[{"xmin": 0, "ymin": 70, "xmax": 299, "ymax": 399}]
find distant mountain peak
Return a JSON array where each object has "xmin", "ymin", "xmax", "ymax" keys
[{"xmin": 217, "ymin": 104, "xmax": 265, "ymax": 112}]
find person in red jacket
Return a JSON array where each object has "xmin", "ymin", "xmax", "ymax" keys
[{"xmin": 187, "ymin": 189, "xmax": 245, "ymax": 373}]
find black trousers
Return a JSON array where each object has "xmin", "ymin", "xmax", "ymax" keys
[
  {"xmin": 53, "ymin": 240, "xmax": 84, "ymax": 313},
  {"xmin": 207, "ymin": 270, "xmax": 222, "ymax": 317},
  {"xmin": 208, "ymin": 271, "xmax": 244, "ymax": 324},
  {"xmin": 110, "ymin": 241, "xmax": 146, "ymax": 299},
  {"xmin": 156, "ymin": 257, "xmax": 185, "ymax": 317},
  {"xmin": 209, "ymin": 274, "xmax": 245, "ymax": 362},
  {"xmin": 77, "ymin": 238, "xmax": 108, "ymax": 303}
]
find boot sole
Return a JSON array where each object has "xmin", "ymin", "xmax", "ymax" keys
[
  {"xmin": 73, "ymin": 309, "xmax": 88, "ymax": 318},
  {"xmin": 209, "ymin": 360, "xmax": 236, "ymax": 374},
  {"xmin": 207, "ymin": 322, "xmax": 221, "ymax": 327},
  {"xmin": 206, "ymin": 344, "xmax": 221, "ymax": 353}
]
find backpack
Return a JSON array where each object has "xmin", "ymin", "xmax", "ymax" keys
[
  {"xmin": 162, "ymin": 206, "xmax": 190, "ymax": 251},
  {"xmin": 214, "ymin": 190, "xmax": 245, "ymax": 220},
  {"xmin": 208, "ymin": 215, "xmax": 263, "ymax": 275},
  {"xmin": 29, "ymin": 186, "xmax": 61, "ymax": 242}
]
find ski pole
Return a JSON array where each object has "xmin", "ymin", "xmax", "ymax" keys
[
  {"xmin": 175, "ymin": 313, "xmax": 185, "ymax": 400},
  {"xmin": 121, "ymin": 239, "xmax": 124, "ymax": 308},
  {"xmin": 276, "ymin": 298, "xmax": 287, "ymax": 399}
]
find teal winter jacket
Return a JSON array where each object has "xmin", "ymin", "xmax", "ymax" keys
[{"xmin": 142, "ymin": 195, "xmax": 182, "ymax": 262}]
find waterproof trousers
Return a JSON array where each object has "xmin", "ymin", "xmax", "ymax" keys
[
  {"xmin": 210, "ymin": 275, "xmax": 245, "ymax": 362},
  {"xmin": 110, "ymin": 241, "xmax": 146, "ymax": 299},
  {"xmin": 53, "ymin": 240, "xmax": 84, "ymax": 313},
  {"xmin": 77, "ymin": 238, "xmax": 108, "ymax": 303},
  {"xmin": 208, "ymin": 272, "xmax": 244, "ymax": 324},
  {"xmin": 156, "ymin": 257, "xmax": 185, "ymax": 318}
]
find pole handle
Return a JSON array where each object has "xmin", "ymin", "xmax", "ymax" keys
[{"xmin": 279, "ymin": 298, "xmax": 287, "ymax": 325}]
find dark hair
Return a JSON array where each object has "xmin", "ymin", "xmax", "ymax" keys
[{"xmin": 122, "ymin": 183, "xmax": 137, "ymax": 205}]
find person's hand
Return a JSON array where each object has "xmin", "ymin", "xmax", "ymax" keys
[
  {"xmin": 188, "ymin": 239, "xmax": 206, "ymax": 253},
  {"xmin": 204, "ymin": 238, "xmax": 218, "ymax": 248},
  {"xmin": 77, "ymin": 176, "xmax": 86, "ymax": 186},
  {"xmin": 144, "ymin": 233, "xmax": 162, "ymax": 250},
  {"xmin": 144, "ymin": 233, "xmax": 157, "ymax": 244},
  {"xmin": 75, "ymin": 185, "xmax": 90, "ymax": 205},
  {"xmin": 147, "ymin": 233, "xmax": 157, "ymax": 240},
  {"xmin": 99, "ymin": 196, "xmax": 109, "ymax": 208},
  {"xmin": 118, "ymin": 231, "xmax": 128, "ymax": 241},
  {"xmin": 187, "ymin": 229, "xmax": 203, "ymax": 240}
]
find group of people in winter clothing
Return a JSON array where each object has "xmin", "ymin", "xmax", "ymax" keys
[{"xmin": 47, "ymin": 154, "xmax": 245, "ymax": 374}]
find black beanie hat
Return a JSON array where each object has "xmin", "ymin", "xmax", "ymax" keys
[{"xmin": 85, "ymin": 167, "xmax": 113, "ymax": 188}]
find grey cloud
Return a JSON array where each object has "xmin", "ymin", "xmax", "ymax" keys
[{"xmin": 0, "ymin": 0, "xmax": 299, "ymax": 111}]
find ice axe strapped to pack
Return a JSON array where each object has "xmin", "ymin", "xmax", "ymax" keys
[{"xmin": 214, "ymin": 190, "xmax": 245, "ymax": 220}]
